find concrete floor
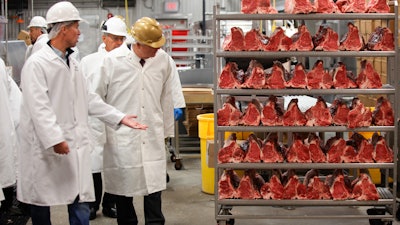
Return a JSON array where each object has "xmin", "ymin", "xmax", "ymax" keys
[{"xmin": 24, "ymin": 154, "xmax": 400, "ymax": 225}]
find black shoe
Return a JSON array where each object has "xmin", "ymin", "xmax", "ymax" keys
[
  {"xmin": 102, "ymin": 206, "xmax": 117, "ymax": 218},
  {"xmin": 89, "ymin": 208, "xmax": 97, "ymax": 220}
]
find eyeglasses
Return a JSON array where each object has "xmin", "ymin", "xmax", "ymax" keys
[{"xmin": 107, "ymin": 34, "xmax": 126, "ymax": 42}]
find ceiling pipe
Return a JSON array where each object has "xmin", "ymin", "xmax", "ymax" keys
[{"xmin": 202, "ymin": 0, "xmax": 205, "ymax": 35}]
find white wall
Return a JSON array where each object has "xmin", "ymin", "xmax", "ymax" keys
[{"xmin": 5, "ymin": 0, "xmax": 243, "ymax": 57}]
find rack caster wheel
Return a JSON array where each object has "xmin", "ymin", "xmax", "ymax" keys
[
  {"xmin": 217, "ymin": 219, "xmax": 234, "ymax": 225},
  {"xmin": 170, "ymin": 154, "xmax": 176, "ymax": 162},
  {"xmin": 174, "ymin": 159, "xmax": 182, "ymax": 170}
]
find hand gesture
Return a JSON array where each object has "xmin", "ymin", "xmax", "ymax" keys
[
  {"xmin": 53, "ymin": 141, "xmax": 70, "ymax": 154},
  {"xmin": 121, "ymin": 114, "xmax": 148, "ymax": 130}
]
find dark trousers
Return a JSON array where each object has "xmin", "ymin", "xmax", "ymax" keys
[
  {"xmin": 0, "ymin": 186, "xmax": 14, "ymax": 213},
  {"xmin": 90, "ymin": 172, "xmax": 116, "ymax": 210},
  {"xmin": 30, "ymin": 196, "xmax": 89, "ymax": 225},
  {"xmin": 115, "ymin": 191, "xmax": 165, "ymax": 225}
]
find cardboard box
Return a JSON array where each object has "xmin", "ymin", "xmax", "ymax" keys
[
  {"xmin": 206, "ymin": 139, "xmax": 215, "ymax": 168},
  {"xmin": 17, "ymin": 30, "xmax": 31, "ymax": 46}
]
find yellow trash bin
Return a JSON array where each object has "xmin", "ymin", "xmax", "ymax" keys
[
  {"xmin": 197, "ymin": 113, "xmax": 215, "ymax": 194},
  {"xmin": 196, "ymin": 113, "xmax": 252, "ymax": 194}
]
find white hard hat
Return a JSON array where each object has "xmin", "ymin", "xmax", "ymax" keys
[
  {"xmin": 46, "ymin": 1, "xmax": 84, "ymax": 24},
  {"xmin": 102, "ymin": 17, "xmax": 127, "ymax": 37},
  {"xmin": 27, "ymin": 16, "xmax": 47, "ymax": 28}
]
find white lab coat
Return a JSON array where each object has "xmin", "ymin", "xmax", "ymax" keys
[
  {"xmin": 17, "ymin": 44, "xmax": 125, "ymax": 206},
  {"xmin": 25, "ymin": 33, "xmax": 49, "ymax": 60},
  {"xmin": 163, "ymin": 49, "xmax": 186, "ymax": 109},
  {"xmin": 0, "ymin": 188, "xmax": 4, "ymax": 204},
  {"xmin": 98, "ymin": 45, "xmax": 174, "ymax": 196},
  {"xmin": 80, "ymin": 49, "xmax": 107, "ymax": 173},
  {"xmin": 0, "ymin": 58, "xmax": 21, "ymax": 190}
]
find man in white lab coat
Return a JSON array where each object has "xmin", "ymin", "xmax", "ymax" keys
[
  {"xmin": 98, "ymin": 17, "xmax": 182, "ymax": 225},
  {"xmin": 0, "ymin": 58, "xmax": 21, "ymax": 217},
  {"xmin": 17, "ymin": 2, "xmax": 147, "ymax": 225},
  {"xmin": 80, "ymin": 16, "xmax": 128, "ymax": 220},
  {"xmin": 24, "ymin": 16, "xmax": 48, "ymax": 60}
]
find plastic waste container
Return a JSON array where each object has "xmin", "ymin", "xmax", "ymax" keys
[{"xmin": 197, "ymin": 113, "xmax": 215, "ymax": 194}]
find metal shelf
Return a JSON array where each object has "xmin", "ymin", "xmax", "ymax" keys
[
  {"xmin": 217, "ymin": 162, "xmax": 395, "ymax": 170},
  {"xmin": 216, "ymin": 51, "xmax": 396, "ymax": 58},
  {"xmin": 171, "ymin": 43, "xmax": 213, "ymax": 48},
  {"xmin": 217, "ymin": 125, "xmax": 395, "ymax": 133},
  {"xmin": 215, "ymin": 12, "xmax": 396, "ymax": 21},
  {"xmin": 215, "ymin": 87, "xmax": 396, "ymax": 95},
  {"xmin": 218, "ymin": 198, "xmax": 394, "ymax": 207},
  {"xmin": 212, "ymin": 2, "xmax": 399, "ymax": 224}
]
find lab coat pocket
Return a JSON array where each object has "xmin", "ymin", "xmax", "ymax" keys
[{"xmin": 114, "ymin": 127, "xmax": 142, "ymax": 167}]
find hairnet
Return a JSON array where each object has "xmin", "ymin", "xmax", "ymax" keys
[{"xmin": 48, "ymin": 21, "xmax": 75, "ymax": 39}]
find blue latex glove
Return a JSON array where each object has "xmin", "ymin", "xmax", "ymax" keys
[{"xmin": 174, "ymin": 108, "xmax": 183, "ymax": 121}]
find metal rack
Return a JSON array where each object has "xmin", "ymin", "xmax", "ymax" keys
[
  {"xmin": 164, "ymin": 29, "xmax": 213, "ymax": 68},
  {"xmin": 212, "ymin": 2, "xmax": 399, "ymax": 225}
]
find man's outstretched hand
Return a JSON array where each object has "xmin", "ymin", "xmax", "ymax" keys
[{"xmin": 121, "ymin": 115, "xmax": 148, "ymax": 130}]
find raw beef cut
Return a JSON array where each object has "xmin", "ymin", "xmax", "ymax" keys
[
  {"xmin": 234, "ymin": 170, "xmax": 263, "ymax": 199},
  {"xmin": 305, "ymin": 133, "xmax": 327, "ymax": 163},
  {"xmin": 241, "ymin": 0, "xmax": 278, "ymax": 14},
  {"xmin": 244, "ymin": 28, "xmax": 268, "ymax": 51},
  {"xmin": 304, "ymin": 170, "xmax": 332, "ymax": 199},
  {"xmin": 371, "ymin": 132, "xmax": 393, "ymax": 163},
  {"xmin": 240, "ymin": 99, "xmax": 262, "ymax": 126},
  {"xmin": 283, "ymin": 98, "xmax": 307, "ymax": 126},
  {"xmin": 217, "ymin": 96, "xmax": 242, "ymax": 126},
  {"xmin": 351, "ymin": 132, "xmax": 374, "ymax": 163},
  {"xmin": 218, "ymin": 169, "xmax": 241, "ymax": 199},
  {"xmin": 366, "ymin": 0, "xmax": 390, "ymax": 13},
  {"xmin": 261, "ymin": 95, "xmax": 284, "ymax": 126},
  {"xmin": 314, "ymin": 0, "xmax": 340, "ymax": 13},
  {"xmin": 347, "ymin": 98, "xmax": 372, "ymax": 128},
  {"xmin": 286, "ymin": 133, "xmax": 311, "ymax": 163},
  {"xmin": 263, "ymin": 27, "xmax": 292, "ymax": 51},
  {"xmin": 231, "ymin": 142, "xmax": 246, "ymax": 163},
  {"xmin": 330, "ymin": 98, "xmax": 350, "ymax": 126},
  {"xmin": 335, "ymin": 0, "xmax": 366, "ymax": 13},
  {"xmin": 342, "ymin": 141, "xmax": 358, "ymax": 163},
  {"xmin": 258, "ymin": 0, "xmax": 278, "ymax": 14},
  {"xmin": 260, "ymin": 174, "xmax": 284, "ymax": 199},
  {"xmin": 305, "ymin": 96, "xmax": 333, "ymax": 126},
  {"xmin": 282, "ymin": 171, "xmax": 307, "ymax": 199},
  {"xmin": 222, "ymin": 27, "xmax": 245, "ymax": 51},
  {"xmin": 261, "ymin": 133, "xmax": 285, "ymax": 163},
  {"xmin": 285, "ymin": 63, "xmax": 308, "ymax": 89},
  {"xmin": 218, "ymin": 133, "xmax": 243, "ymax": 163},
  {"xmin": 366, "ymin": 27, "xmax": 394, "ymax": 51},
  {"xmin": 326, "ymin": 136, "xmax": 347, "ymax": 163},
  {"xmin": 306, "ymin": 60, "xmax": 333, "ymax": 89},
  {"xmin": 331, "ymin": 62, "xmax": 358, "ymax": 89},
  {"xmin": 339, "ymin": 22, "xmax": 364, "ymax": 51},
  {"xmin": 242, "ymin": 134, "xmax": 262, "ymax": 162},
  {"xmin": 241, "ymin": 60, "xmax": 266, "ymax": 89},
  {"xmin": 372, "ymin": 96, "xmax": 394, "ymax": 126},
  {"xmin": 289, "ymin": 25, "xmax": 314, "ymax": 51},
  {"xmin": 351, "ymin": 173, "xmax": 379, "ymax": 200},
  {"xmin": 356, "ymin": 60, "xmax": 382, "ymax": 89},
  {"xmin": 218, "ymin": 62, "xmax": 244, "ymax": 89},
  {"xmin": 284, "ymin": 0, "xmax": 315, "ymax": 14},
  {"xmin": 313, "ymin": 25, "xmax": 339, "ymax": 51},
  {"xmin": 241, "ymin": 0, "xmax": 259, "ymax": 14},
  {"xmin": 265, "ymin": 61, "xmax": 288, "ymax": 89},
  {"xmin": 326, "ymin": 170, "xmax": 352, "ymax": 200}
]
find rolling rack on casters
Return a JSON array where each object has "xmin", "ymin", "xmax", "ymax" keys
[
  {"xmin": 166, "ymin": 121, "xmax": 184, "ymax": 170},
  {"xmin": 212, "ymin": 1, "xmax": 399, "ymax": 225}
]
